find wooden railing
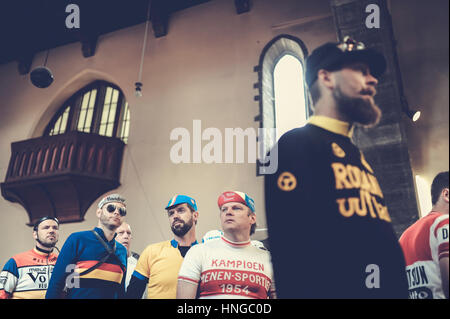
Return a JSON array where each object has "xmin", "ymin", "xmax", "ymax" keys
[
  {"xmin": 5, "ymin": 131, "xmax": 123, "ymax": 182},
  {"xmin": 1, "ymin": 131, "xmax": 125, "ymax": 225}
]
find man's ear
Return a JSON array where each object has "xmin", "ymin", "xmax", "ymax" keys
[
  {"xmin": 33, "ymin": 230, "xmax": 38, "ymax": 240},
  {"xmin": 249, "ymin": 212, "xmax": 256, "ymax": 225},
  {"xmin": 317, "ymin": 69, "xmax": 335, "ymax": 90},
  {"xmin": 442, "ymin": 188, "xmax": 449, "ymax": 203},
  {"xmin": 193, "ymin": 211, "xmax": 199, "ymax": 224},
  {"xmin": 96, "ymin": 208, "xmax": 102, "ymax": 219}
]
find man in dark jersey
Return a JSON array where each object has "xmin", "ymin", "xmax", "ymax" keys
[{"xmin": 265, "ymin": 37, "xmax": 409, "ymax": 298}]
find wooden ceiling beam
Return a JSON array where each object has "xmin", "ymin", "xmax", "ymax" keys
[
  {"xmin": 151, "ymin": 0, "xmax": 170, "ymax": 38},
  {"xmin": 17, "ymin": 53, "xmax": 35, "ymax": 75},
  {"xmin": 234, "ymin": 0, "xmax": 251, "ymax": 14}
]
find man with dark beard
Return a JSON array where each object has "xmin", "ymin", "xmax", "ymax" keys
[
  {"xmin": 264, "ymin": 37, "xmax": 409, "ymax": 298},
  {"xmin": 126, "ymin": 195, "xmax": 199, "ymax": 298},
  {"xmin": 0, "ymin": 217, "xmax": 59, "ymax": 299}
]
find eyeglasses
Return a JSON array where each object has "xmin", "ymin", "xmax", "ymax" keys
[{"xmin": 105, "ymin": 204, "xmax": 127, "ymax": 216}]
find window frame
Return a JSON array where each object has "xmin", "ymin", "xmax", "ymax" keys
[
  {"xmin": 44, "ymin": 80, "xmax": 130, "ymax": 143},
  {"xmin": 254, "ymin": 34, "xmax": 310, "ymax": 176},
  {"xmin": 272, "ymin": 52, "xmax": 308, "ymax": 140}
]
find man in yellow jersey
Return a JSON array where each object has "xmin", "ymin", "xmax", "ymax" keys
[{"xmin": 126, "ymin": 195, "xmax": 199, "ymax": 298}]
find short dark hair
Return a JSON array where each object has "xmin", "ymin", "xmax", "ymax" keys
[
  {"xmin": 431, "ymin": 171, "xmax": 449, "ymax": 205},
  {"xmin": 247, "ymin": 211, "xmax": 257, "ymax": 236},
  {"xmin": 250, "ymin": 222, "xmax": 257, "ymax": 236}
]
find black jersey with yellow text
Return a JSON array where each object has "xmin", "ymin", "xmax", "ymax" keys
[{"xmin": 264, "ymin": 115, "xmax": 408, "ymax": 298}]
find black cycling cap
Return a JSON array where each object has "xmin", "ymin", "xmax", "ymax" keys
[{"xmin": 33, "ymin": 216, "xmax": 59, "ymax": 231}]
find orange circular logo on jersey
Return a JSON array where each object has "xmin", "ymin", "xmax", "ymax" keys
[
  {"xmin": 332, "ymin": 142, "xmax": 346, "ymax": 158},
  {"xmin": 277, "ymin": 172, "xmax": 297, "ymax": 191}
]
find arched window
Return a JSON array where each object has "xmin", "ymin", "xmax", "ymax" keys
[
  {"xmin": 254, "ymin": 35, "xmax": 309, "ymax": 175},
  {"xmin": 45, "ymin": 81, "xmax": 131, "ymax": 143},
  {"xmin": 273, "ymin": 54, "xmax": 307, "ymax": 140}
]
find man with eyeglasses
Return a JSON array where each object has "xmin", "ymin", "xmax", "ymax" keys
[
  {"xmin": 0, "ymin": 217, "xmax": 59, "ymax": 299},
  {"xmin": 126, "ymin": 194, "xmax": 199, "ymax": 299},
  {"xmin": 46, "ymin": 193, "xmax": 128, "ymax": 299},
  {"xmin": 264, "ymin": 37, "xmax": 408, "ymax": 298}
]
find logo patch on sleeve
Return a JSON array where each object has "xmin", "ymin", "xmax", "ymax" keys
[
  {"xmin": 332, "ymin": 142, "xmax": 346, "ymax": 158},
  {"xmin": 277, "ymin": 172, "xmax": 297, "ymax": 191}
]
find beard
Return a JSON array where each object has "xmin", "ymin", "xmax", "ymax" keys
[
  {"xmin": 36, "ymin": 234, "xmax": 57, "ymax": 248},
  {"xmin": 99, "ymin": 211, "xmax": 121, "ymax": 231},
  {"xmin": 333, "ymin": 84, "xmax": 381, "ymax": 127},
  {"xmin": 171, "ymin": 217, "xmax": 194, "ymax": 237}
]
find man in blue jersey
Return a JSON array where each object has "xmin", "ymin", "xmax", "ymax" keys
[{"xmin": 46, "ymin": 194, "xmax": 128, "ymax": 299}]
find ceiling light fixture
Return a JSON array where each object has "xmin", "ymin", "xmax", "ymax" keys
[
  {"xmin": 135, "ymin": 0, "xmax": 151, "ymax": 97},
  {"xmin": 30, "ymin": 50, "xmax": 54, "ymax": 88}
]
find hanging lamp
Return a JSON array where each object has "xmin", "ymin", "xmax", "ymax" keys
[
  {"xmin": 30, "ymin": 49, "xmax": 54, "ymax": 88},
  {"xmin": 135, "ymin": 0, "xmax": 151, "ymax": 97}
]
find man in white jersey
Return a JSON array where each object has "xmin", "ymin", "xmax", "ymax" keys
[
  {"xmin": 399, "ymin": 171, "xmax": 449, "ymax": 299},
  {"xmin": 177, "ymin": 191, "xmax": 276, "ymax": 299}
]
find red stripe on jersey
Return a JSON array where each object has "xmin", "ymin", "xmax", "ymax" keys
[
  {"xmin": 199, "ymin": 269, "xmax": 271, "ymax": 299},
  {"xmin": 434, "ymin": 218, "xmax": 449, "ymax": 238},
  {"xmin": 400, "ymin": 212, "xmax": 449, "ymax": 265},
  {"xmin": 438, "ymin": 242, "xmax": 449, "ymax": 260},
  {"xmin": 439, "ymin": 252, "xmax": 449, "ymax": 260},
  {"xmin": 75, "ymin": 260, "xmax": 123, "ymax": 274},
  {"xmin": 200, "ymin": 291, "xmax": 260, "ymax": 299},
  {"xmin": 221, "ymin": 236, "xmax": 250, "ymax": 247}
]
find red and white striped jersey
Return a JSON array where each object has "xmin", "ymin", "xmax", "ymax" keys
[
  {"xmin": 399, "ymin": 212, "xmax": 449, "ymax": 299},
  {"xmin": 178, "ymin": 236, "xmax": 275, "ymax": 299}
]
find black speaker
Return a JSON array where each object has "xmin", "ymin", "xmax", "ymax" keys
[{"xmin": 30, "ymin": 66, "xmax": 54, "ymax": 88}]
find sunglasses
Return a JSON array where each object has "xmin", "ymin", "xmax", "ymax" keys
[{"xmin": 105, "ymin": 204, "xmax": 127, "ymax": 216}]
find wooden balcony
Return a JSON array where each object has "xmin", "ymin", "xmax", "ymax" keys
[{"xmin": 1, "ymin": 131, "xmax": 125, "ymax": 226}]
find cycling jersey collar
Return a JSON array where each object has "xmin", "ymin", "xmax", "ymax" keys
[
  {"xmin": 33, "ymin": 246, "xmax": 53, "ymax": 256},
  {"xmin": 170, "ymin": 239, "xmax": 198, "ymax": 248},
  {"xmin": 221, "ymin": 236, "xmax": 251, "ymax": 248},
  {"xmin": 308, "ymin": 115, "xmax": 354, "ymax": 138},
  {"xmin": 94, "ymin": 227, "xmax": 117, "ymax": 243}
]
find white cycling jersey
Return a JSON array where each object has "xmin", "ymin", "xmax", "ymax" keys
[{"xmin": 178, "ymin": 236, "xmax": 275, "ymax": 299}]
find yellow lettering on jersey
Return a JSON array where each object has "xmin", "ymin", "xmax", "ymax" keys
[
  {"xmin": 336, "ymin": 189, "xmax": 390, "ymax": 221},
  {"xmin": 372, "ymin": 196, "xmax": 392, "ymax": 222},
  {"xmin": 363, "ymin": 189, "xmax": 378, "ymax": 218},
  {"xmin": 337, "ymin": 198, "xmax": 354, "ymax": 217},
  {"xmin": 331, "ymin": 163, "xmax": 352, "ymax": 189},
  {"xmin": 368, "ymin": 173, "xmax": 383, "ymax": 198},
  {"xmin": 332, "ymin": 161, "xmax": 391, "ymax": 222},
  {"xmin": 332, "ymin": 162, "xmax": 384, "ymax": 198},
  {"xmin": 347, "ymin": 165, "xmax": 362, "ymax": 188},
  {"xmin": 360, "ymin": 152, "xmax": 374, "ymax": 173},
  {"xmin": 353, "ymin": 191, "xmax": 368, "ymax": 217}
]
